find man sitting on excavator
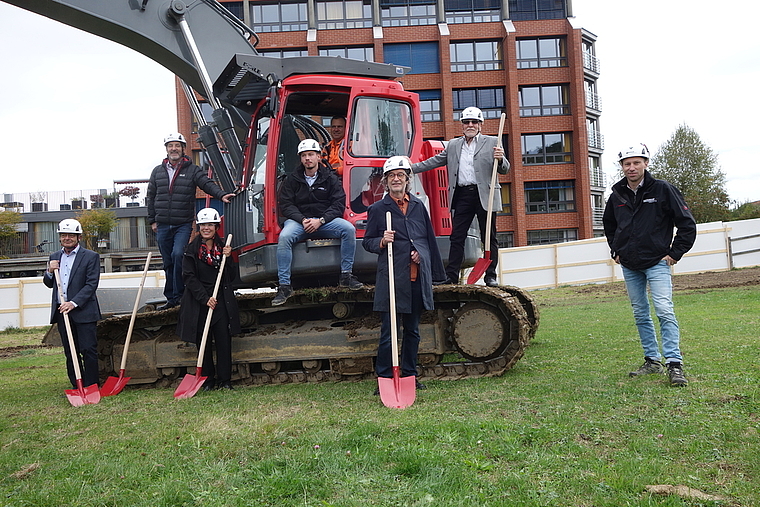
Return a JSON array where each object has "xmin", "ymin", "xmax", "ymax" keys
[{"xmin": 272, "ymin": 139, "xmax": 363, "ymax": 306}]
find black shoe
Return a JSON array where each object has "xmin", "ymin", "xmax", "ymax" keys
[
  {"xmin": 443, "ymin": 277, "xmax": 458, "ymax": 285},
  {"xmin": 415, "ymin": 380, "xmax": 427, "ymax": 390},
  {"xmin": 218, "ymin": 381, "xmax": 233, "ymax": 390},
  {"xmin": 373, "ymin": 387, "xmax": 380, "ymax": 396},
  {"xmin": 157, "ymin": 301, "xmax": 177, "ymax": 311},
  {"xmin": 339, "ymin": 272, "xmax": 364, "ymax": 290},
  {"xmin": 484, "ymin": 276, "xmax": 498, "ymax": 287},
  {"xmin": 629, "ymin": 357, "xmax": 665, "ymax": 377},
  {"xmin": 271, "ymin": 285, "xmax": 293, "ymax": 306},
  {"xmin": 202, "ymin": 381, "xmax": 215, "ymax": 392},
  {"xmin": 667, "ymin": 362, "xmax": 688, "ymax": 386}
]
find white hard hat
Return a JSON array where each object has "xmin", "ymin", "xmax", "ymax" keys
[
  {"xmin": 460, "ymin": 107, "xmax": 484, "ymax": 123},
  {"xmin": 297, "ymin": 139, "xmax": 321, "ymax": 154},
  {"xmin": 164, "ymin": 133, "xmax": 186, "ymax": 146},
  {"xmin": 382, "ymin": 156, "xmax": 412, "ymax": 175},
  {"xmin": 618, "ymin": 143, "xmax": 650, "ymax": 162},
  {"xmin": 57, "ymin": 219, "xmax": 83, "ymax": 234},
  {"xmin": 196, "ymin": 207, "xmax": 221, "ymax": 224}
]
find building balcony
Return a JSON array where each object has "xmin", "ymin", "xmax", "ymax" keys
[
  {"xmin": 583, "ymin": 52, "xmax": 600, "ymax": 76},
  {"xmin": 588, "ymin": 131, "xmax": 604, "ymax": 151},
  {"xmin": 585, "ymin": 92, "xmax": 602, "ymax": 113}
]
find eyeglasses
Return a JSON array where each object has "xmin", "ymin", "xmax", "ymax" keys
[
  {"xmin": 387, "ymin": 172, "xmax": 408, "ymax": 180},
  {"xmin": 461, "ymin": 120, "xmax": 481, "ymax": 125}
]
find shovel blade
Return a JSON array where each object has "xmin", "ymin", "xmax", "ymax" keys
[
  {"xmin": 467, "ymin": 252, "xmax": 491, "ymax": 285},
  {"xmin": 101, "ymin": 371, "xmax": 131, "ymax": 397},
  {"xmin": 65, "ymin": 382, "xmax": 101, "ymax": 407},
  {"xmin": 174, "ymin": 372, "xmax": 208, "ymax": 399},
  {"xmin": 378, "ymin": 374, "xmax": 416, "ymax": 409}
]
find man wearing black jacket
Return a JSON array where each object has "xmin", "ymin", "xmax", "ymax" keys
[
  {"xmin": 603, "ymin": 143, "xmax": 696, "ymax": 386},
  {"xmin": 147, "ymin": 133, "xmax": 234, "ymax": 310},
  {"xmin": 272, "ymin": 139, "xmax": 363, "ymax": 306}
]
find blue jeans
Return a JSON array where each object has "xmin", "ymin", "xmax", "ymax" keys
[
  {"xmin": 376, "ymin": 280, "xmax": 423, "ymax": 378},
  {"xmin": 622, "ymin": 260, "xmax": 683, "ymax": 363},
  {"xmin": 276, "ymin": 218, "xmax": 356, "ymax": 285},
  {"xmin": 155, "ymin": 222, "xmax": 192, "ymax": 303}
]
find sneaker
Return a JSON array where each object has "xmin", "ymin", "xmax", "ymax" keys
[
  {"xmin": 339, "ymin": 273, "xmax": 364, "ymax": 290},
  {"xmin": 271, "ymin": 285, "xmax": 293, "ymax": 306},
  {"xmin": 484, "ymin": 276, "xmax": 498, "ymax": 287},
  {"xmin": 667, "ymin": 362, "xmax": 688, "ymax": 386},
  {"xmin": 629, "ymin": 357, "xmax": 664, "ymax": 377}
]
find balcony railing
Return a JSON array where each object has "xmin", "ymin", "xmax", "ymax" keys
[
  {"xmin": 583, "ymin": 52, "xmax": 600, "ymax": 75},
  {"xmin": 585, "ymin": 92, "xmax": 602, "ymax": 112},
  {"xmin": 588, "ymin": 131, "xmax": 604, "ymax": 150}
]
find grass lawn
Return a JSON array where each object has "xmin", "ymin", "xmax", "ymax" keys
[{"xmin": 0, "ymin": 280, "xmax": 758, "ymax": 506}]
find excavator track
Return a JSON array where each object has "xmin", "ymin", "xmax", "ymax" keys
[{"xmin": 96, "ymin": 284, "xmax": 539, "ymax": 388}]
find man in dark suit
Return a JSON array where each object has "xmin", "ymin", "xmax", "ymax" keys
[
  {"xmin": 411, "ymin": 106, "xmax": 509, "ymax": 286},
  {"xmin": 43, "ymin": 219, "xmax": 102, "ymax": 389}
]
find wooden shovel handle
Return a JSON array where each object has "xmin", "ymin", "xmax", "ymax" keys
[
  {"xmin": 195, "ymin": 234, "xmax": 233, "ymax": 369},
  {"xmin": 484, "ymin": 112, "xmax": 506, "ymax": 254},
  {"xmin": 53, "ymin": 268, "xmax": 83, "ymax": 382},
  {"xmin": 385, "ymin": 212, "xmax": 400, "ymax": 368}
]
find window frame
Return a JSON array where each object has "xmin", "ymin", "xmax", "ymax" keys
[
  {"xmin": 526, "ymin": 228, "xmax": 578, "ymax": 245},
  {"xmin": 524, "ymin": 180, "xmax": 576, "ymax": 214},
  {"xmin": 518, "ymin": 84, "xmax": 570, "ymax": 117},
  {"xmin": 452, "ymin": 87, "xmax": 505, "ymax": 120},
  {"xmin": 515, "ymin": 37, "xmax": 567, "ymax": 69},
  {"xmin": 450, "ymin": 40, "xmax": 503, "ymax": 72},
  {"xmin": 251, "ymin": 2, "xmax": 308, "ymax": 33},
  {"xmin": 521, "ymin": 132, "xmax": 572, "ymax": 165},
  {"xmin": 381, "ymin": 0, "xmax": 437, "ymax": 27},
  {"xmin": 318, "ymin": 46, "xmax": 374, "ymax": 62},
  {"xmin": 316, "ymin": 0, "xmax": 372, "ymax": 29}
]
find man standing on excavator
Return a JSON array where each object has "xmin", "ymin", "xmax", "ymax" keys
[{"xmin": 147, "ymin": 133, "xmax": 235, "ymax": 311}]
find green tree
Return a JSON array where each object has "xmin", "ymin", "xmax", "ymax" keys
[
  {"xmin": 648, "ymin": 124, "xmax": 730, "ymax": 224},
  {"xmin": 727, "ymin": 200, "xmax": 760, "ymax": 221},
  {"xmin": 0, "ymin": 210, "xmax": 22, "ymax": 257},
  {"xmin": 75, "ymin": 208, "xmax": 117, "ymax": 251}
]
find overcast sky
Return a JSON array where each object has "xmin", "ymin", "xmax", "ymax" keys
[{"xmin": 1, "ymin": 0, "xmax": 758, "ymax": 203}]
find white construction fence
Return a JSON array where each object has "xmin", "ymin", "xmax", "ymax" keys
[{"xmin": 1, "ymin": 218, "xmax": 758, "ymax": 329}]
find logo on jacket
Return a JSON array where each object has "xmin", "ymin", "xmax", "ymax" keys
[{"xmin": 643, "ymin": 198, "xmax": 657, "ymax": 203}]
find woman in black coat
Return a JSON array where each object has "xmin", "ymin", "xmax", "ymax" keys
[{"xmin": 176, "ymin": 208, "xmax": 240, "ymax": 390}]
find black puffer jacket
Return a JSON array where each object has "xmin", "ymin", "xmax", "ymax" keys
[
  {"xmin": 603, "ymin": 171, "xmax": 696, "ymax": 271},
  {"xmin": 147, "ymin": 156, "xmax": 227, "ymax": 226},
  {"xmin": 278, "ymin": 163, "xmax": 346, "ymax": 224}
]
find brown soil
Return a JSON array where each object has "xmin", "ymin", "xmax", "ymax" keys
[{"xmin": 570, "ymin": 266, "xmax": 760, "ymax": 298}]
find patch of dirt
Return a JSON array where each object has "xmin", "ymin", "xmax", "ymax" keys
[{"xmin": 0, "ymin": 344, "xmax": 54, "ymax": 358}]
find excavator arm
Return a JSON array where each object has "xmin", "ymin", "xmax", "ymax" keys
[{"xmin": 2, "ymin": 0, "xmax": 257, "ymax": 98}]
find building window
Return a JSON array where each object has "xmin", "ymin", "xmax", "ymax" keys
[
  {"xmin": 527, "ymin": 228, "xmax": 578, "ymax": 245},
  {"xmin": 417, "ymin": 90, "xmax": 442, "ymax": 122},
  {"xmin": 223, "ymin": 2, "xmax": 244, "ymax": 21},
  {"xmin": 516, "ymin": 37, "xmax": 567, "ymax": 69},
  {"xmin": 251, "ymin": 2, "xmax": 308, "ymax": 32},
  {"xmin": 500, "ymin": 184, "xmax": 512, "ymax": 215},
  {"xmin": 450, "ymin": 41, "xmax": 502, "ymax": 72},
  {"xmin": 585, "ymin": 79, "xmax": 601, "ymax": 111},
  {"xmin": 587, "ymin": 118, "xmax": 603, "ymax": 150},
  {"xmin": 319, "ymin": 46, "xmax": 374, "ymax": 62},
  {"xmin": 317, "ymin": 1, "xmax": 372, "ymax": 29},
  {"xmin": 524, "ymin": 180, "xmax": 575, "ymax": 214},
  {"xmin": 384, "ymin": 42, "xmax": 440, "ymax": 74},
  {"xmin": 381, "ymin": 0, "xmax": 437, "ymax": 27},
  {"xmin": 519, "ymin": 85, "xmax": 570, "ymax": 116},
  {"xmin": 508, "ymin": 0, "xmax": 567, "ymax": 21},
  {"xmin": 521, "ymin": 133, "xmax": 572, "ymax": 165},
  {"xmin": 444, "ymin": 0, "xmax": 501, "ymax": 24},
  {"xmin": 496, "ymin": 231, "xmax": 514, "ymax": 249},
  {"xmin": 259, "ymin": 48, "xmax": 309, "ymax": 58},
  {"xmin": 582, "ymin": 38, "xmax": 600, "ymax": 74},
  {"xmin": 453, "ymin": 88, "xmax": 504, "ymax": 120}
]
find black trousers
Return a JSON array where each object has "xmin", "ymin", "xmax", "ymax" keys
[
  {"xmin": 55, "ymin": 312, "xmax": 99, "ymax": 388},
  {"xmin": 195, "ymin": 302, "xmax": 232, "ymax": 385},
  {"xmin": 448, "ymin": 185, "xmax": 499, "ymax": 281}
]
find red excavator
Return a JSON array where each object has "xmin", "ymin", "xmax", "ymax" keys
[{"xmin": 4, "ymin": 0, "xmax": 538, "ymax": 387}]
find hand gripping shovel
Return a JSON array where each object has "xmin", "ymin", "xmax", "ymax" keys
[
  {"xmin": 101, "ymin": 252, "xmax": 152, "ymax": 396},
  {"xmin": 53, "ymin": 269, "xmax": 101, "ymax": 407},
  {"xmin": 468, "ymin": 112, "xmax": 506, "ymax": 285},
  {"xmin": 378, "ymin": 211, "xmax": 416, "ymax": 409},
  {"xmin": 174, "ymin": 234, "xmax": 232, "ymax": 399}
]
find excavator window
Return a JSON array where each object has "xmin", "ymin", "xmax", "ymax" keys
[{"xmin": 349, "ymin": 98, "xmax": 413, "ymax": 158}]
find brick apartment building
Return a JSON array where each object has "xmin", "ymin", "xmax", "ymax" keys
[{"xmin": 175, "ymin": 0, "xmax": 605, "ymax": 247}]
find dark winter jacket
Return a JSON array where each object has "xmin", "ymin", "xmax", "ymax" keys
[
  {"xmin": 147, "ymin": 156, "xmax": 227, "ymax": 226},
  {"xmin": 278, "ymin": 163, "xmax": 346, "ymax": 225},
  {"xmin": 176, "ymin": 235, "xmax": 241, "ymax": 344},
  {"xmin": 603, "ymin": 171, "xmax": 697, "ymax": 271},
  {"xmin": 363, "ymin": 193, "xmax": 446, "ymax": 313}
]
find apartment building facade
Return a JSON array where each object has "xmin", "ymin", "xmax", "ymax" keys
[{"xmin": 176, "ymin": 0, "xmax": 605, "ymax": 247}]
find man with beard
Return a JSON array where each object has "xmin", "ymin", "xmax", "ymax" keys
[{"xmin": 147, "ymin": 133, "xmax": 235, "ymax": 310}]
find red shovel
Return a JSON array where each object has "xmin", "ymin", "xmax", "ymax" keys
[
  {"xmin": 174, "ymin": 234, "xmax": 232, "ymax": 399},
  {"xmin": 467, "ymin": 112, "xmax": 506, "ymax": 285},
  {"xmin": 101, "ymin": 252, "xmax": 152, "ymax": 396},
  {"xmin": 53, "ymin": 269, "xmax": 101, "ymax": 407},
  {"xmin": 378, "ymin": 211, "xmax": 416, "ymax": 409}
]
